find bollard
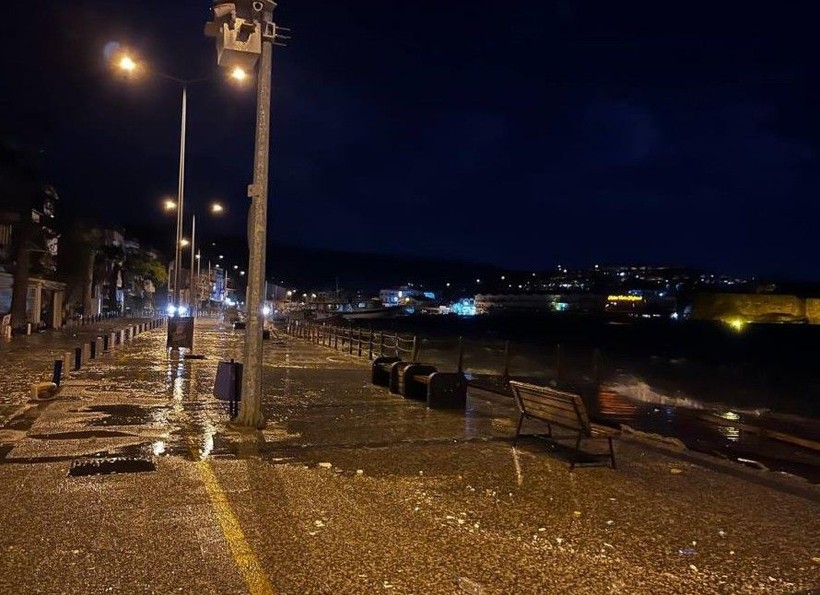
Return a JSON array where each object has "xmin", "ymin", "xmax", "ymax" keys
[
  {"xmin": 26, "ymin": 322, "xmax": 32, "ymax": 335},
  {"xmin": 103, "ymin": 334, "xmax": 110, "ymax": 351},
  {"xmin": 90, "ymin": 340, "xmax": 97, "ymax": 360},
  {"xmin": 52, "ymin": 359, "xmax": 63, "ymax": 386},
  {"xmin": 74, "ymin": 347, "xmax": 82, "ymax": 371}
]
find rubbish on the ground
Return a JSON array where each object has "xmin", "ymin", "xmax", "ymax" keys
[
  {"xmin": 718, "ymin": 529, "xmax": 726, "ymax": 538},
  {"xmin": 314, "ymin": 520, "xmax": 325, "ymax": 527},
  {"xmin": 679, "ymin": 548, "xmax": 696, "ymax": 556},
  {"xmin": 356, "ymin": 469, "xmax": 364, "ymax": 475},
  {"xmin": 457, "ymin": 576, "xmax": 483, "ymax": 594},
  {"xmin": 317, "ymin": 462, "xmax": 332, "ymax": 469},
  {"xmin": 573, "ymin": 511, "xmax": 582, "ymax": 518}
]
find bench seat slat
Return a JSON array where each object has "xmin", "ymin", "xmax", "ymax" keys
[
  {"xmin": 517, "ymin": 393, "xmax": 578, "ymax": 415},
  {"xmin": 521, "ymin": 404, "xmax": 587, "ymax": 432}
]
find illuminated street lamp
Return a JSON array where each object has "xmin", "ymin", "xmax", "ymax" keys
[
  {"xmin": 206, "ymin": 0, "xmax": 289, "ymax": 429},
  {"xmin": 109, "ymin": 48, "xmax": 246, "ymax": 316}
]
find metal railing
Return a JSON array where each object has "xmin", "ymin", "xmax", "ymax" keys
[{"xmin": 286, "ymin": 320, "xmax": 419, "ymax": 361}]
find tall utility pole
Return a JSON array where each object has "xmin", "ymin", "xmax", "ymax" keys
[
  {"xmin": 174, "ymin": 86, "xmax": 188, "ymax": 308},
  {"xmin": 206, "ymin": 0, "xmax": 287, "ymax": 428},
  {"xmin": 238, "ymin": 6, "xmax": 273, "ymax": 429}
]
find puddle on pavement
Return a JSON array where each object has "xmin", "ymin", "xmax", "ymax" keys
[
  {"xmin": 68, "ymin": 456, "xmax": 156, "ymax": 477},
  {"xmin": 82, "ymin": 404, "xmax": 164, "ymax": 426},
  {"xmin": 30, "ymin": 430, "xmax": 137, "ymax": 440}
]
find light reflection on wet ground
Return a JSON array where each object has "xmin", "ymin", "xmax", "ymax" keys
[{"xmin": 1, "ymin": 319, "xmax": 819, "ymax": 593}]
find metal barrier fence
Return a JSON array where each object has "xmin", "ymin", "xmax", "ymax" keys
[{"xmin": 286, "ymin": 320, "xmax": 419, "ymax": 362}]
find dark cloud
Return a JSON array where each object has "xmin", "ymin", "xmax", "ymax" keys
[{"xmin": 3, "ymin": 0, "xmax": 820, "ymax": 279}]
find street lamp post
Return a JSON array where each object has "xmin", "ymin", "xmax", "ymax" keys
[
  {"xmin": 206, "ymin": 0, "xmax": 286, "ymax": 429},
  {"xmin": 174, "ymin": 85, "xmax": 187, "ymax": 310}
]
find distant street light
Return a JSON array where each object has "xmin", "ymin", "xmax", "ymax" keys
[
  {"xmin": 180, "ymin": 238, "xmax": 190, "ymax": 248},
  {"xmin": 211, "ymin": 202, "xmax": 225, "ymax": 214},
  {"xmin": 164, "ymin": 199, "xmax": 177, "ymax": 211},
  {"xmin": 108, "ymin": 48, "xmax": 246, "ymax": 315}
]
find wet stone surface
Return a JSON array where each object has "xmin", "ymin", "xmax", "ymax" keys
[{"xmin": 0, "ymin": 317, "xmax": 817, "ymax": 594}]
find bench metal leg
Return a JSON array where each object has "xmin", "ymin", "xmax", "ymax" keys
[
  {"xmin": 513, "ymin": 413, "xmax": 525, "ymax": 447},
  {"xmin": 608, "ymin": 436, "xmax": 616, "ymax": 469},
  {"xmin": 569, "ymin": 432, "xmax": 583, "ymax": 472}
]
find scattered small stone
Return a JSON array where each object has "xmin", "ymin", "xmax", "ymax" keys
[
  {"xmin": 556, "ymin": 537, "xmax": 564, "ymax": 545},
  {"xmin": 573, "ymin": 511, "xmax": 582, "ymax": 518},
  {"xmin": 419, "ymin": 470, "xmax": 424, "ymax": 475},
  {"xmin": 314, "ymin": 520, "xmax": 325, "ymax": 527},
  {"xmin": 670, "ymin": 468, "xmax": 684, "ymax": 474},
  {"xmin": 689, "ymin": 564, "xmax": 698, "ymax": 572},
  {"xmin": 730, "ymin": 551, "xmax": 735, "ymax": 555},
  {"xmin": 318, "ymin": 462, "xmax": 332, "ymax": 469},
  {"xmin": 718, "ymin": 529, "xmax": 726, "ymax": 538},
  {"xmin": 603, "ymin": 543, "xmax": 614, "ymax": 549},
  {"xmin": 356, "ymin": 469, "xmax": 364, "ymax": 475},
  {"xmin": 606, "ymin": 520, "xmax": 614, "ymax": 526},
  {"xmin": 812, "ymin": 557, "xmax": 820, "ymax": 565},
  {"xmin": 538, "ymin": 527, "xmax": 546, "ymax": 532}
]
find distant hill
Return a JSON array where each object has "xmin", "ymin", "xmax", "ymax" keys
[{"xmin": 113, "ymin": 225, "xmax": 503, "ymax": 294}]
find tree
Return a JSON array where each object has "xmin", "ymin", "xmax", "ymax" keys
[
  {"xmin": 0, "ymin": 140, "xmax": 56, "ymax": 328},
  {"xmin": 57, "ymin": 220, "xmax": 101, "ymax": 317}
]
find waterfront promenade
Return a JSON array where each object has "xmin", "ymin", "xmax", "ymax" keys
[{"xmin": 0, "ymin": 318, "xmax": 817, "ymax": 594}]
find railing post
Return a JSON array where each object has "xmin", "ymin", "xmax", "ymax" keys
[
  {"xmin": 379, "ymin": 331, "xmax": 384, "ymax": 358},
  {"xmin": 349, "ymin": 326, "xmax": 353, "ymax": 354},
  {"xmin": 457, "ymin": 336, "xmax": 464, "ymax": 374},
  {"xmin": 368, "ymin": 325, "xmax": 373, "ymax": 360},
  {"xmin": 411, "ymin": 335, "xmax": 419, "ymax": 362},
  {"xmin": 357, "ymin": 328, "xmax": 362, "ymax": 357},
  {"xmin": 334, "ymin": 326, "xmax": 339, "ymax": 350},
  {"xmin": 593, "ymin": 347, "xmax": 601, "ymax": 386},
  {"xmin": 502, "ymin": 340, "xmax": 511, "ymax": 386}
]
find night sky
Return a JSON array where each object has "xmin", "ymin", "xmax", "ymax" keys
[{"xmin": 3, "ymin": 1, "xmax": 820, "ymax": 280}]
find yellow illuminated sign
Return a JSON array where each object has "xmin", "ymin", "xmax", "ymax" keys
[{"xmin": 607, "ymin": 295, "xmax": 643, "ymax": 302}]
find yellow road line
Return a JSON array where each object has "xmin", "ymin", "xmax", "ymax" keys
[{"xmin": 196, "ymin": 458, "xmax": 275, "ymax": 595}]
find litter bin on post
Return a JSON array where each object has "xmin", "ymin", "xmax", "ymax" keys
[{"xmin": 214, "ymin": 359, "xmax": 243, "ymax": 418}]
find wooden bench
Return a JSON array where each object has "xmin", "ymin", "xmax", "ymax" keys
[{"xmin": 509, "ymin": 380, "xmax": 619, "ymax": 470}]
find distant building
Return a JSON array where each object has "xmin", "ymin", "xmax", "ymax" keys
[
  {"xmin": 379, "ymin": 286, "xmax": 436, "ymax": 307},
  {"xmin": 0, "ymin": 184, "xmax": 65, "ymax": 329}
]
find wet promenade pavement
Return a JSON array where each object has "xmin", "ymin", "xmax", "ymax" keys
[{"xmin": 0, "ymin": 318, "xmax": 818, "ymax": 594}]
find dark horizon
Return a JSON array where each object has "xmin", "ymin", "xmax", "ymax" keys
[{"xmin": 4, "ymin": 1, "xmax": 820, "ymax": 281}]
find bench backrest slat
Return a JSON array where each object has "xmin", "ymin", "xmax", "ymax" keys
[{"xmin": 510, "ymin": 380, "xmax": 591, "ymax": 435}]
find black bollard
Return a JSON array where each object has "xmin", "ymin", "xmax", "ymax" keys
[
  {"xmin": 74, "ymin": 347, "xmax": 82, "ymax": 371},
  {"xmin": 52, "ymin": 359, "xmax": 63, "ymax": 386},
  {"xmin": 102, "ymin": 335, "xmax": 109, "ymax": 351},
  {"xmin": 90, "ymin": 340, "xmax": 96, "ymax": 359}
]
